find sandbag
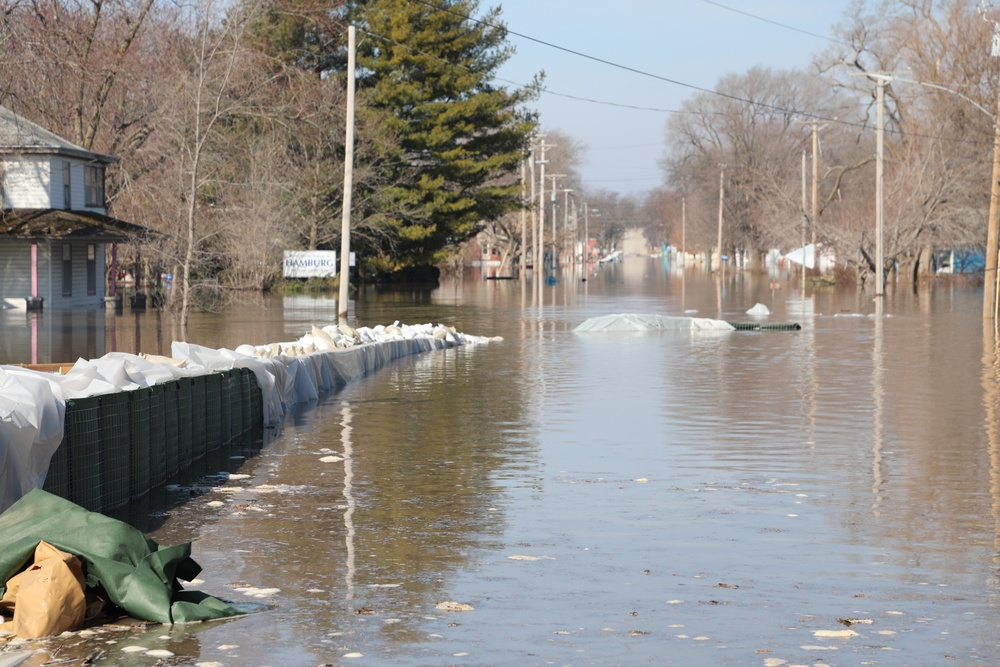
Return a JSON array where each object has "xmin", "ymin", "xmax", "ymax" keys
[
  {"xmin": 0, "ymin": 541, "xmax": 86, "ymax": 638},
  {"xmin": 0, "ymin": 489, "xmax": 240, "ymax": 625}
]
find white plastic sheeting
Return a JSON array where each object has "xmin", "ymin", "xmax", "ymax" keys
[
  {"xmin": 573, "ymin": 313, "xmax": 736, "ymax": 332},
  {"xmin": 0, "ymin": 321, "xmax": 500, "ymax": 511}
]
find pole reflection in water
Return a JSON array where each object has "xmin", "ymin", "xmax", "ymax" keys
[
  {"xmin": 871, "ymin": 298, "xmax": 885, "ymax": 514},
  {"xmin": 983, "ymin": 319, "xmax": 1000, "ymax": 578},
  {"xmin": 341, "ymin": 401, "xmax": 356, "ymax": 601},
  {"xmin": 29, "ymin": 312, "xmax": 38, "ymax": 365}
]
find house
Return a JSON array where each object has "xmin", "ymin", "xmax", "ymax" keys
[{"xmin": 0, "ymin": 105, "xmax": 152, "ymax": 310}]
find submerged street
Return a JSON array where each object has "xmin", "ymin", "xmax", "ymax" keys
[{"xmin": 3, "ymin": 260, "xmax": 1000, "ymax": 666}]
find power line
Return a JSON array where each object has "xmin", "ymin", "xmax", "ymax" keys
[
  {"xmin": 372, "ymin": 3, "xmax": 990, "ymax": 149},
  {"xmin": 700, "ymin": 0, "xmax": 852, "ymax": 47}
]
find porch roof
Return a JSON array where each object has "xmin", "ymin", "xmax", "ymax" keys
[{"xmin": 0, "ymin": 209, "xmax": 159, "ymax": 243}]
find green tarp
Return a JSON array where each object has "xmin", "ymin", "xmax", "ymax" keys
[{"xmin": 0, "ymin": 489, "xmax": 240, "ymax": 624}]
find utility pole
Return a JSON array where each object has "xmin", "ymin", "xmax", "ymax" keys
[
  {"xmin": 875, "ymin": 75, "xmax": 887, "ymax": 297},
  {"xmin": 716, "ymin": 165, "xmax": 725, "ymax": 272},
  {"xmin": 548, "ymin": 174, "xmax": 566, "ymax": 270},
  {"xmin": 519, "ymin": 158, "xmax": 527, "ymax": 278},
  {"xmin": 538, "ymin": 140, "xmax": 546, "ymax": 275},
  {"xmin": 986, "ymin": 15, "xmax": 1000, "ymax": 320},
  {"xmin": 851, "ymin": 71, "xmax": 892, "ymax": 297},
  {"xmin": 338, "ymin": 25, "xmax": 356, "ymax": 323},
  {"xmin": 528, "ymin": 140, "xmax": 537, "ymax": 274},
  {"xmin": 563, "ymin": 188, "xmax": 573, "ymax": 268},
  {"xmin": 812, "ymin": 122, "xmax": 820, "ymax": 251},
  {"xmin": 570, "ymin": 196, "xmax": 578, "ymax": 269},
  {"xmin": 801, "ymin": 149, "xmax": 807, "ymax": 289},
  {"xmin": 681, "ymin": 197, "xmax": 686, "ymax": 268}
]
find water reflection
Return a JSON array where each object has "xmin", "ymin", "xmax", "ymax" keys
[
  {"xmin": 341, "ymin": 401, "xmax": 356, "ymax": 601},
  {"xmin": 984, "ymin": 319, "xmax": 1000, "ymax": 581},
  {"xmin": 8, "ymin": 264, "xmax": 1000, "ymax": 664},
  {"xmin": 871, "ymin": 303, "xmax": 885, "ymax": 514}
]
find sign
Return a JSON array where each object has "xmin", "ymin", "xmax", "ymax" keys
[{"xmin": 283, "ymin": 250, "xmax": 337, "ymax": 278}]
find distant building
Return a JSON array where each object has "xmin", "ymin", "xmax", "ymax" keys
[
  {"xmin": 622, "ymin": 228, "xmax": 650, "ymax": 257},
  {"xmin": 0, "ymin": 105, "xmax": 153, "ymax": 310}
]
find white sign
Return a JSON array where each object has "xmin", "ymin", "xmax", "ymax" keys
[{"xmin": 283, "ymin": 250, "xmax": 337, "ymax": 278}]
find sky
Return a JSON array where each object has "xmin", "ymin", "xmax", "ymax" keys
[{"xmin": 494, "ymin": 1, "xmax": 854, "ymax": 197}]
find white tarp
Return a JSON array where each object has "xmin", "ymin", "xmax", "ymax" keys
[
  {"xmin": 574, "ymin": 313, "xmax": 736, "ymax": 332},
  {"xmin": 0, "ymin": 321, "xmax": 501, "ymax": 511},
  {"xmin": 784, "ymin": 243, "xmax": 816, "ymax": 269}
]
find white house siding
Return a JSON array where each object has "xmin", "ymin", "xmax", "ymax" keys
[
  {"xmin": 48, "ymin": 157, "xmax": 102, "ymax": 213},
  {"xmin": 0, "ymin": 239, "xmax": 106, "ymax": 309},
  {"xmin": 47, "ymin": 240, "xmax": 106, "ymax": 308},
  {"xmin": 3, "ymin": 157, "xmax": 52, "ymax": 209},
  {"xmin": 0, "ymin": 241, "xmax": 32, "ymax": 307}
]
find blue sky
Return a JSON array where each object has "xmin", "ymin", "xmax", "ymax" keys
[{"xmin": 494, "ymin": 1, "xmax": 853, "ymax": 196}]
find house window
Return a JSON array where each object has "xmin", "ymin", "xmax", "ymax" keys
[
  {"xmin": 84, "ymin": 165, "xmax": 104, "ymax": 207},
  {"xmin": 86, "ymin": 244, "xmax": 96, "ymax": 295},
  {"xmin": 62, "ymin": 243, "xmax": 73, "ymax": 297},
  {"xmin": 63, "ymin": 161, "xmax": 71, "ymax": 209}
]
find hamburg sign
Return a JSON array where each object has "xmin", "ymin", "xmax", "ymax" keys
[{"xmin": 283, "ymin": 250, "xmax": 337, "ymax": 278}]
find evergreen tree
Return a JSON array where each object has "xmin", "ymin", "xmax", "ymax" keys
[{"xmin": 351, "ymin": 0, "xmax": 538, "ymax": 271}]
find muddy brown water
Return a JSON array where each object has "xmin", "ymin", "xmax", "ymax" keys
[{"xmin": 2, "ymin": 261, "xmax": 1000, "ymax": 666}]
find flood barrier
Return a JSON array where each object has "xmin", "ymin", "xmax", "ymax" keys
[
  {"xmin": 3, "ymin": 321, "xmax": 501, "ymax": 514},
  {"xmin": 41, "ymin": 368, "xmax": 263, "ymax": 514}
]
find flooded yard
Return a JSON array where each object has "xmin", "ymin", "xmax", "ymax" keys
[{"xmin": 3, "ymin": 261, "xmax": 1000, "ymax": 666}]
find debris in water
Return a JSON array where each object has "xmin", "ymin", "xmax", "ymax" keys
[
  {"xmin": 146, "ymin": 649, "xmax": 174, "ymax": 658},
  {"xmin": 507, "ymin": 555, "xmax": 553, "ymax": 561},
  {"xmin": 634, "ymin": 478, "xmax": 649, "ymax": 483},
  {"xmin": 320, "ymin": 455, "xmax": 344, "ymax": 463},
  {"xmin": 814, "ymin": 629, "xmax": 858, "ymax": 638},
  {"xmin": 838, "ymin": 617, "xmax": 873, "ymax": 626},
  {"xmin": 435, "ymin": 601, "xmax": 474, "ymax": 612},
  {"xmin": 231, "ymin": 586, "xmax": 280, "ymax": 598}
]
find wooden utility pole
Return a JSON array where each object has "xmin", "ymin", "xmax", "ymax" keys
[
  {"xmin": 338, "ymin": 25, "xmax": 356, "ymax": 322},
  {"xmin": 986, "ymin": 94, "xmax": 1000, "ymax": 320},
  {"xmin": 812, "ymin": 123, "xmax": 819, "ymax": 250},
  {"xmin": 801, "ymin": 149, "xmax": 807, "ymax": 288},
  {"xmin": 537, "ymin": 138, "xmax": 547, "ymax": 276},
  {"xmin": 715, "ymin": 165, "xmax": 724, "ymax": 272},
  {"xmin": 681, "ymin": 197, "xmax": 686, "ymax": 268},
  {"xmin": 875, "ymin": 75, "xmax": 887, "ymax": 297},
  {"xmin": 519, "ymin": 158, "xmax": 527, "ymax": 278}
]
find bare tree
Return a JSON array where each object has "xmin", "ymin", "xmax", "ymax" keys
[
  {"xmin": 162, "ymin": 0, "xmax": 271, "ymax": 328},
  {"xmin": 662, "ymin": 66, "xmax": 853, "ymax": 270},
  {"xmin": 819, "ymin": 0, "xmax": 997, "ymax": 284}
]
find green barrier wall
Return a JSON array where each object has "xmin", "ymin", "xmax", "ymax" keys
[
  {"xmin": 100, "ymin": 392, "xmax": 131, "ymax": 511},
  {"xmin": 47, "ymin": 371, "xmax": 264, "ymax": 512}
]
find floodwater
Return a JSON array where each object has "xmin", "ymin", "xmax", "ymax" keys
[{"xmin": 4, "ymin": 260, "xmax": 1000, "ymax": 666}]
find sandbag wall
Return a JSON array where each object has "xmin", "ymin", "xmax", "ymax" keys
[{"xmin": 41, "ymin": 367, "xmax": 263, "ymax": 513}]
